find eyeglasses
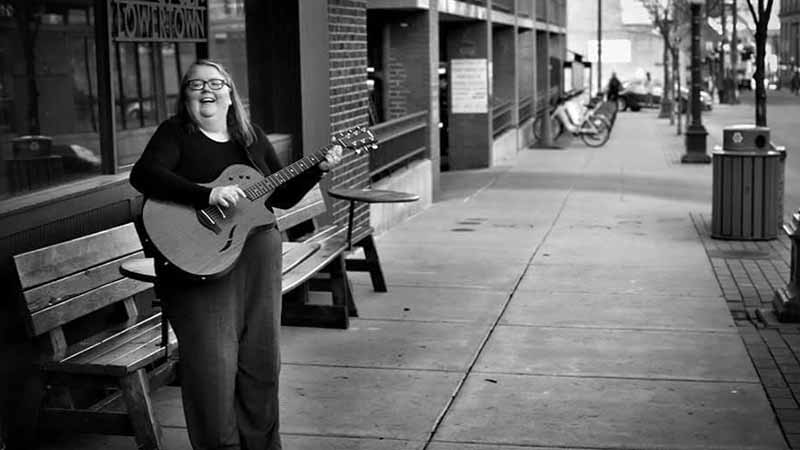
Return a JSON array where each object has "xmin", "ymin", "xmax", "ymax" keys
[{"xmin": 185, "ymin": 79, "xmax": 228, "ymax": 91}]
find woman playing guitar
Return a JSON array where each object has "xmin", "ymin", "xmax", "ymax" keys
[{"xmin": 130, "ymin": 59, "xmax": 342, "ymax": 450}]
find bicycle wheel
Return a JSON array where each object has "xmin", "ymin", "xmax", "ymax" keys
[{"xmin": 580, "ymin": 115, "xmax": 611, "ymax": 147}]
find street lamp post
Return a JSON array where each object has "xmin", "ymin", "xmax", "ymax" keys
[
  {"xmin": 681, "ymin": 0, "xmax": 711, "ymax": 164},
  {"xmin": 597, "ymin": 0, "xmax": 602, "ymax": 95}
]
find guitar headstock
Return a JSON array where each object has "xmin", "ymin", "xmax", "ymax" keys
[{"xmin": 332, "ymin": 126, "xmax": 378, "ymax": 155}]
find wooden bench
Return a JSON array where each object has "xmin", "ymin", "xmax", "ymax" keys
[
  {"xmin": 273, "ymin": 183, "xmax": 357, "ymax": 328},
  {"xmin": 10, "ymin": 222, "xmax": 177, "ymax": 450},
  {"xmin": 122, "ymin": 183, "xmax": 358, "ymax": 330}
]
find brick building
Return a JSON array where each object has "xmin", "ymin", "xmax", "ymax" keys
[{"xmin": 0, "ymin": 0, "xmax": 566, "ymax": 445}]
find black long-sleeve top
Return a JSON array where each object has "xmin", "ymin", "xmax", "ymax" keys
[{"xmin": 130, "ymin": 117, "xmax": 322, "ymax": 211}]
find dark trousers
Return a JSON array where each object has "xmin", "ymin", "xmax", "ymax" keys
[{"xmin": 162, "ymin": 227, "xmax": 283, "ymax": 450}]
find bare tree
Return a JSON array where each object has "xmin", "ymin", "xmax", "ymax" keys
[
  {"xmin": 638, "ymin": 0, "xmax": 691, "ymax": 121},
  {"xmin": 639, "ymin": 0, "xmax": 674, "ymax": 118},
  {"xmin": 746, "ymin": 0, "xmax": 774, "ymax": 126}
]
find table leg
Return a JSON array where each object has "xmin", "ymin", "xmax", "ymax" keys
[{"xmin": 346, "ymin": 200, "xmax": 355, "ymax": 251}]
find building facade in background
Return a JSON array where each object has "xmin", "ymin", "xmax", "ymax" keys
[
  {"xmin": 567, "ymin": 0, "xmax": 663, "ymax": 90},
  {"xmin": 780, "ymin": 0, "xmax": 800, "ymax": 86}
]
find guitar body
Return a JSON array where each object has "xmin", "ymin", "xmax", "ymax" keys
[
  {"xmin": 140, "ymin": 164, "xmax": 275, "ymax": 279},
  {"xmin": 138, "ymin": 126, "xmax": 376, "ymax": 279}
]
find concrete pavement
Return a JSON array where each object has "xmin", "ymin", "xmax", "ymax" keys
[{"xmin": 38, "ymin": 109, "xmax": 789, "ymax": 449}]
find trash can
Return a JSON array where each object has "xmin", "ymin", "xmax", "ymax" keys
[{"xmin": 711, "ymin": 125, "xmax": 786, "ymax": 240}]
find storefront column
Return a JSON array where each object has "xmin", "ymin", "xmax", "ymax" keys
[
  {"xmin": 445, "ymin": 21, "xmax": 491, "ymax": 170},
  {"xmin": 492, "ymin": 21, "xmax": 517, "ymax": 160},
  {"xmin": 426, "ymin": 3, "xmax": 441, "ymax": 200},
  {"xmin": 384, "ymin": 7, "xmax": 440, "ymax": 198}
]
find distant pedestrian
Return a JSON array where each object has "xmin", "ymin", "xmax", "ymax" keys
[
  {"xmin": 645, "ymin": 71, "xmax": 653, "ymax": 106},
  {"xmin": 606, "ymin": 72, "xmax": 622, "ymax": 103},
  {"xmin": 791, "ymin": 71, "xmax": 800, "ymax": 96}
]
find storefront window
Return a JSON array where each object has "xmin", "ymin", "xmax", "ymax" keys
[
  {"xmin": 0, "ymin": 0, "xmax": 219, "ymax": 198},
  {"xmin": 209, "ymin": 0, "xmax": 248, "ymax": 113},
  {"xmin": 0, "ymin": 1, "xmax": 101, "ymax": 199}
]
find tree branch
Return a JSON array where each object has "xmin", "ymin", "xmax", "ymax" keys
[
  {"xmin": 764, "ymin": 0, "xmax": 774, "ymax": 26},
  {"xmin": 746, "ymin": 0, "xmax": 758, "ymax": 25}
]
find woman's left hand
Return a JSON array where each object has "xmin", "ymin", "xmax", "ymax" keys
[{"xmin": 319, "ymin": 144, "xmax": 343, "ymax": 172}]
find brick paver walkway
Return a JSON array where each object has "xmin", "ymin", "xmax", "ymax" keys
[{"xmin": 693, "ymin": 212, "xmax": 800, "ymax": 448}]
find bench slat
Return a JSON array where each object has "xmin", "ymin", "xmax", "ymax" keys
[
  {"xmin": 282, "ymin": 242, "xmax": 321, "ymax": 275},
  {"xmin": 93, "ymin": 328, "xmax": 175, "ymax": 370},
  {"xmin": 23, "ymin": 252, "xmax": 146, "ymax": 314},
  {"xmin": 51, "ymin": 317, "xmax": 177, "ymax": 377},
  {"xmin": 30, "ymin": 278, "xmax": 152, "ymax": 336},
  {"xmin": 282, "ymin": 236, "xmax": 348, "ymax": 294},
  {"xmin": 59, "ymin": 314, "xmax": 161, "ymax": 363},
  {"xmin": 350, "ymin": 224, "xmax": 375, "ymax": 247},
  {"xmin": 14, "ymin": 223, "xmax": 142, "ymax": 290},
  {"xmin": 275, "ymin": 184, "xmax": 327, "ymax": 231},
  {"xmin": 61, "ymin": 314, "xmax": 162, "ymax": 364}
]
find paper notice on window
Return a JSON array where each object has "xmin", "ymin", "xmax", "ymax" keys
[{"xmin": 451, "ymin": 58, "xmax": 488, "ymax": 114}]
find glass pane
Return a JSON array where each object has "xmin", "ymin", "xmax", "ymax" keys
[
  {"xmin": 138, "ymin": 43, "xmax": 157, "ymax": 127},
  {"xmin": 0, "ymin": 2, "xmax": 101, "ymax": 199},
  {"xmin": 69, "ymin": 35, "xmax": 98, "ymax": 133},
  {"xmin": 162, "ymin": 43, "xmax": 180, "ymax": 116},
  {"xmin": 113, "ymin": 42, "xmax": 140, "ymax": 129},
  {"xmin": 209, "ymin": 0, "xmax": 249, "ymax": 115}
]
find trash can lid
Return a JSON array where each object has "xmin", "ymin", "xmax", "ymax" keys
[{"xmin": 723, "ymin": 124, "xmax": 770, "ymax": 152}]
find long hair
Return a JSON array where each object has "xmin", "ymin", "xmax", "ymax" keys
[{"xmin": 175, "ymin": 59, "xmax": 256, "ymax": 147}]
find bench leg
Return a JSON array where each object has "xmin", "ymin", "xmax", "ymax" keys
[
  {"xmin": 346, "ymin": 234, "xmax": 387, "ymax": 292},
  {"xmin": 119, "ymin": 369, "xmax": 163, "ymax": 450},
  {"xmin": 329, "ymin": 255, "xmax": 357, "ymax": 318}
]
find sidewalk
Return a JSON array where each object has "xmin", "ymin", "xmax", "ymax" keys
[{"xmin": 40, "ymin": 111, "xmax": 789, "ymax": 449}]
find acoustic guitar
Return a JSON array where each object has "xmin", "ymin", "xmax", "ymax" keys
[{"xmin": 139, "ymin": 126, "xmax": 376, "ymax": 280}]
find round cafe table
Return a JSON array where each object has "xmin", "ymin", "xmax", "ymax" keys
[{"xmin": 327, "ymin": 188, "xmax": 420, "ymax": 250}]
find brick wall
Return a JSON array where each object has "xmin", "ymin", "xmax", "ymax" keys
[
  {"xmin": 387, "ymin": 12, "xmax": 433, "ymax": 120},
  {"xmin": 328, "ymin": 0, "xmax": 370, "ymax": 228},
  {"xmin": 387, "ymin": 56, "xmax": 410, "ymax": 118}
]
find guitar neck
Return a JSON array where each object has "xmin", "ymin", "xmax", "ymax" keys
[{"xmin": 244, "ymin": 146, "xmax": 331, "ymax": 200}]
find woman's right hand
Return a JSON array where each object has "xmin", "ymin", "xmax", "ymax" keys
[{"xmin": 209, "ymin": 185, "xmax": 246, "ymax": 208}]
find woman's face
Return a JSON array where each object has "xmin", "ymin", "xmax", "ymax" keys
[{"xmin": 184, "ymin": 64, "xmax": 232, "ymax": 124}]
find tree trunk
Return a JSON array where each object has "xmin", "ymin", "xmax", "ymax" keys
[
  {"xmin": 754, "ymin": 25, "xmax": 768, "ymax": 126},
  {"xmin": 659, "ymin": 28, "xmax": 672, "ymax": 119},
  {"xmin": 672, "ymin": 46, "xmax": 679, "ymax": 127}
]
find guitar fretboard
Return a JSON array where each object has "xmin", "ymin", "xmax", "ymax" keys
[{"xmin": 243, "ymin": 145, "xmax": 332, "ymax": 201}]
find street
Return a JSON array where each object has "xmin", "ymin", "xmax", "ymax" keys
[{"xmin": 701, "ymin": 89, "xmax": 800, "ymax": 217}]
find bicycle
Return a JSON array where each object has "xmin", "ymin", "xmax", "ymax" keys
[{"xmin": 533, "ymin": 93, "xmax": 612, "ymax": 147}]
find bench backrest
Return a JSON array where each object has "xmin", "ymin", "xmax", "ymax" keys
[
  {"xmin": 275, "ymin": 183, "xmax": 328, "ymax": 231},
  {"xmin": 12, "ymin": 223, "xmax": 150, "ymax": 358}
]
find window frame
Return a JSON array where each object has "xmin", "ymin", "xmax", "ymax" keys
[{"xmin": 101, "ymin": 0, "xmax": 209, "ymax": 174}]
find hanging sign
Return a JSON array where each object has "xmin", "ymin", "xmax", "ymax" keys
[
  {"xmin": 450, "ymin": 58, "xmax": 488, "ymax": 114},
  {"xmin": 111, "ymin": 0, "xmax": 207, "ymax": 42}
]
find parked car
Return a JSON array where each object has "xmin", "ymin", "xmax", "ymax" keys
[
  {"xmin": 618, "ymin": 79, "xmax": 711, "ymax": 113},
  {"xmin": 618, "ymin": 80, "xmax": 661, "ymax": 111},
  {"xmin": 676, "ymin": 86, "xmax": 713, "ymax": 113}
]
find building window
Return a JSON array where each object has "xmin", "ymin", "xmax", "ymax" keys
[
  {"xmin": 209, "ymin": 0, "xmax": 248, "ymax": 113},
  {"xmin": 112, "ymin": 40, "xmax": 199, "ymax": 168},
  {"xmin": 0, "ymin": 0, "xmax": 217, "ymax": 199},
  {"xmin": 0, "ymin": 1, "xmax": 101, "ymax": 199}
]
